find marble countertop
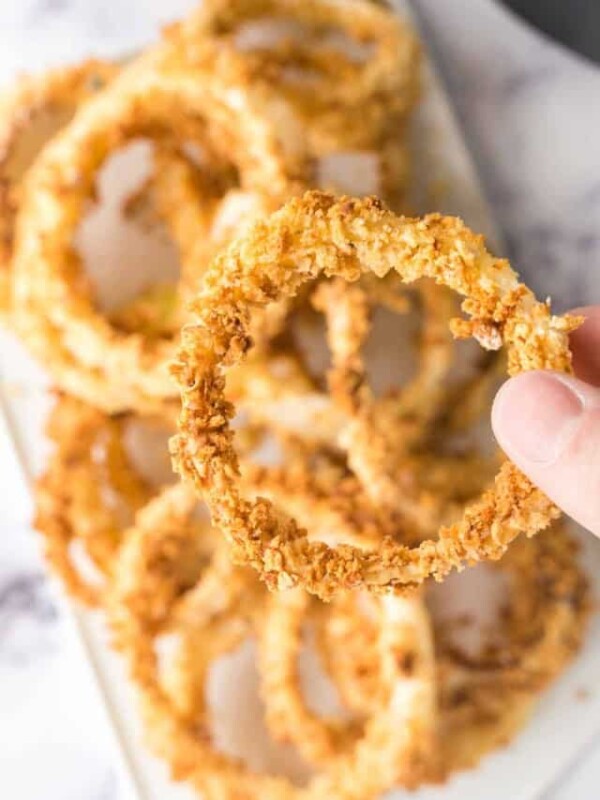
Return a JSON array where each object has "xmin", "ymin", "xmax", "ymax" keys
[{"xmin": 1, "ymin": 2, "xmax": 599, "ymax": 799}]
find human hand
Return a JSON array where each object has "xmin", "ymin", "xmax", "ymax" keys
[{"xmin": 492, "ymin": 306, "xmax": 600, "ymax": 536}]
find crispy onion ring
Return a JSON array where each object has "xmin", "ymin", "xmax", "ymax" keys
[
  {"xmin": 35, "ymin": 388, "xmax": 347, "ymax": 606},
  {"xmin": 172, "ymin": 191, "xmax": 581, "ymax": 598},
  {"xmin": 12, "ymin": 146, "xmax": 216, "ymax": 414},
  {"xmin": 315, "ymin": 524, "xmax": 589, "ymax": 777},
  {"xmin": 108, "ymin": 483, "xmax": 263, "ymax": 723},
  {"xmin": 109, "ymin": 485, "xmax": 436, "ymax": 799},
  {"xmin": 314, "ymin": 278, "xmax": 502, "ymax": 532},
  {"xmin": 33, "ymin": 387, "xmax": 270, "ymax": 606},
  {"xmin": 187, "ymin": 0, "xmax": 420, "ymax": 155},
  {"xmin": 258, "ymin": 587, "xmax": 436, "ymax": 784},
  {"xmin": 314, "ymin": 278, "xmax": 460, "ymax": 431},
  {"xmin": 34, "ymin": 394, "xmax": 173, "ymax": 605},
  {"xmin": 0, "ymin": 59, "xmax": 117, "ymax": 315},
  {"xmin": 12, "ymin": 29, "xmax": 302, "ymax": 413}
]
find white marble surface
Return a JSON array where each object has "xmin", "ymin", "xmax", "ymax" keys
[{"xmin": 0, "ymin": 1, "xmax": 599, "ymax": 799}]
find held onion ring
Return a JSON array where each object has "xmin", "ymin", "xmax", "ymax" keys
[
  {"xmin": 172, "ymin": 192, "xmax": 581, "ymax": 598},
  {"xmin": 0, "ymin": 59, "xmax": 117, "ymax": 314}
]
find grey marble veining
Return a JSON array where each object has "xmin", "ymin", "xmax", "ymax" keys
[
  {"xmin": 0, "ymin": 570, "xmax": 58, "ymax": 666},
  {"xmin": 1, "ymin": 2, "xmax": 599, "ymax": 799}
]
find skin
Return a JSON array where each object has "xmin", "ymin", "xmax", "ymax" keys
[{"xmin": 492, "ymin": 306, "xmax": 600, "ymax": 537}]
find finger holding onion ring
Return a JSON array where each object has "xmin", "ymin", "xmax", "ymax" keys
[{"xmin": 172, "ymin": 191, "xmax": 581, "ymax": 598}]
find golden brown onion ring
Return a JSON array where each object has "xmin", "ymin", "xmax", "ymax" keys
[
  {"xmin": 34, "ymin": 394, "xmax": 173, "ymax": 605},
  {"xmin": 172, "ymin": 192, "xmax": 580, "ymax": 598},
  {"xmin": 258, "ymin": 587, "xmax": 436, "ymax": 783},
  {"xmin": 109, "ymin": 485, "xmax": 436, "ymax": 800},
  {"xmin": 317, "ymin": 524, "xmax": 589, "ymax": 778},
  {"xmin": 312, "ymin": 277, "xmax": 469, "ymax": 529},
  {"xmin": 189, "ymin": 0, "xmax": 420, "ymax": 154},
  {"xmin": 0, "ymin": 59, "xmax": 117, "ymax": 315},
  {"xmin": 12, "ymin": 28, "xmax": 302, "ymax": 413}
]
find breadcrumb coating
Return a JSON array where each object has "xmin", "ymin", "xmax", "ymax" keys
[
  {"xmin": 0, "ymin": 60, "xmax": 117, "ymax": 315},
  {"xmin": 172, "ymin": 191, "xmax": 581, "ymax": 599},
  {"xmin": 108, "ymin": 484, "xmax": 437, "ymax": 799}
]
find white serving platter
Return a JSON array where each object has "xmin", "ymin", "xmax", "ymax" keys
[{"xmin": 2, "ymin": 2, "xmax": 600, "ymax": 798}]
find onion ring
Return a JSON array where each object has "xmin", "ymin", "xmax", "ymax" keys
[
  {"xmin": 315, "ymin": 523, "xmax": 589, "ymax": 777},
  {"xmin": 187, "ymin": 0, "xmax": 420, "ymax": 155},
  {"xmin": 172, "ymin": 191, "xmax": 581, "ymax": 598},
  {"xmin": 34, "ymin": 393, "xmax": 173, "ymax": 605},
  {"xmin": 238, "ymin": 273, "xmax": 496, "ymax": 498},
  {"xmin": 312, "ymin": 277, "xmax": 472, "ymax": 529},
  {"xmin": 12, "ymin": 145, "xmax": 216, "ymax": 413},
  {"xmin": 107, "ymin": 482, "xmax": 260, "ymax": 719},
  {"xmin": 0, "ymin": 60, "xmax": 117, "ymax": 315},
  {"xmin": 109, "ymin": 484, "xmax": 436, "ymax": 799},
  {"xmin": 258, "ymin": 587, "xmax": 436, "ymax": 783},
  {"xmin": 12, "ymin": 29, "xmax": 302, "ymax": 413}
]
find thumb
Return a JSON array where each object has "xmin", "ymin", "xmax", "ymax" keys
[{"xmin": 492, "ymin": 371, "xmax": 600, "ymax": 537}]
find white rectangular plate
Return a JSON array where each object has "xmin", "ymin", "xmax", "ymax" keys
[{"xmin": 2, "ymin": 2, "xmax": 600, "ymax": 798}]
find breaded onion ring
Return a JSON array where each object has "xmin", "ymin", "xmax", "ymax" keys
[
  {"xmin": 172, "ymin": 192, "xmax": 581, "ymax": 598},
  {"xmin": 0, "ymin": 59, "xmax": 117, "ymax": 314},
  {"xmin": 188, "ymin": 0, "xmax": 420, "ymax": 155},
  {"xmin": 259, "ymin": 587, "xmax": 436, "ymax": 783},
  {"xmin": 317, "ymin": 524, "xmax": 589, "ymax": 778},
  {"xmin": 312, "ymin": 277, "xmax": 475, "ymax": 529},
  {"xmin": 12, "ymin": 28, "xmax": 302, "ymax": 413},
  {"xmin": 34, "ymin": 394, "xmax": 173, "ymax": 605},
  {"xmin": 237, "ymin": 274, "xmax": 497, "ymax": 524},
  {"xmin": 109, "ymin": 485, "xmax": 436, "ymax": 799}
]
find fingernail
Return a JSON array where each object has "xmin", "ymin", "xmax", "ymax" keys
[{"xmin": 492, "ymin": 372, "xmax": 585, "ymax": 465}]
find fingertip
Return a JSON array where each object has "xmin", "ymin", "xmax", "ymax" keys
[{"xmin": 491, "ymin": 372, "xmax": 584, "ymax": 466}]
